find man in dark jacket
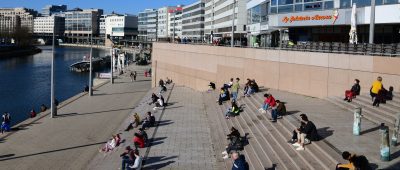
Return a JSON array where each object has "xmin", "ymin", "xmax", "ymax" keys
[
  {"xmin": 292, "ymin": 114, "xmax": 319, "ymax": 151},
  {"xmin": 231, "ymin": 152, "xmax": 245, "ymax": 170}
]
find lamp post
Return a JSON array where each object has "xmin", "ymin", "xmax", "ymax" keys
[
  {"xmin": 231, "ymin": 0, "xmax": 236, "ymax": 47},
  {"xmin": 88, "ymin": 31, "xmax": 93, "ymax": 96},
  {"xmin": 50, "ymin": 19, "xmax": 57, "ymax": 118},
  {"xmin": 369, "ymin": 0, "xmax": 376, "ymax": 44}
]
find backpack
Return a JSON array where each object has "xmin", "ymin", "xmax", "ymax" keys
[
  {"xmin": 239, "ymin": 155, "xmax": 250, "ymax": 170},
  {"xmin": 353, "ymin": 155, "xmax": 371, "ymax": 170}
]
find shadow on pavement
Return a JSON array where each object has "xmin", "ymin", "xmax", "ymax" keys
[
  {"xmin": 95, "ymin": 90, "xmax": 149, "ymax": 96},
  {"xmin": 143, "ymin": 160, "xmax": 175, "ymax": 170},
  {"xmin": 157, "ymin": 120, "xmax": 174, "ymax": 127},
  {"xmin": 56, "ymin": 107, "xmax": 135, "ymax": 118},
  {"xmin": 317, "ymin": 127, "xmax": 334, "ymax": 140},
  {"xmin": 0, "ymin": 141, "xmax": 105, "ymax": 161},
  {"xmin": 285, "ymin": 110, "xmax": 301, "ymax": 116},
  {"xmin": 143, "ymin": 155, "xmax": 178, "ymax": 165},
  {"xmin": 360, "ymin": 125, "xmax": 381, "ymax": 135}
]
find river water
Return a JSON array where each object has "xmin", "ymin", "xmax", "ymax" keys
[{"xmin": 0, "ymin": 46, "xmax": 109, "ymax": 125}]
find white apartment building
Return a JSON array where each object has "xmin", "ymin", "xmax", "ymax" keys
[
  {"xmin": 157, "ymin": 7, "xmax": 173, "ymax": 40},
  {"xmin": 0, "ymin": 15, "xmax": 20, "ymax": 34},
  {"xmin": 33, "ymin": 16, "xmax": 65, "ymax": 35},
  {"xmin": 0, "ymin": 8, "xmax": 38, "ymax": 33},
  {"xmin": 204, "ymin": 0, "xmax": 247, "ymax": 44},
  {"xmin": 182, "ymin": 0, "xmax": 205, "ymax": 41},
  {"xmin": 168, "ymin": 7, "xmax": 183, "ymax": 40},
  {"xmin": 105, "ymin": 14, "xmax": 138, "ymax": 39}
]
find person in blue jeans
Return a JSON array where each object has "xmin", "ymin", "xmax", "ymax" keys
[{"xmin": 120, "ymin": 146, "xmax": 135, "ymax": 170}]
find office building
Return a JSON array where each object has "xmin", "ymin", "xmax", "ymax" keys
[
  {"xmin": 33, "ymin": 16, "xmax": 65, "ymax": 36},
  {"xmin": 138, "ymin": 9, "xmax": 158, "ymax": 41},
  {"xmin": 182, "ymin": 0, "xmax": 205, "ymax": 42},
  {"xmin": 63, "ymin": 8, "xmax": 103, "ymax": 43},
  {"xmin": 42, "ymin": 5, "xmax": 67, "ymax": 16},
  {"xmin": 204, "ymin": 0, "xmax": 247, "ymax": 45}
]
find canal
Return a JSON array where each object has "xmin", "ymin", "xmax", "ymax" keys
[{"xmin": 0, "ymin": 46, "xmax": 109, "ymax": 125}]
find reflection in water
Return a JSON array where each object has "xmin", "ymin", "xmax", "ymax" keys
[{"xmin": 0, "ymin": 46, "xmax": 109, "ymax": 125}]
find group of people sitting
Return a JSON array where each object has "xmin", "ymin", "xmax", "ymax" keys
[
  {"xmin": 259, "ymin": 93, "xmax": 286, "ymax": 122},
  {"xmin": 369, "ymin": 76, "xmax": 393, "ymax": 107},
  {"xmin": 213, "ymin": 78, "xmax": 259, "ymax": 106},
  {"xmin": 220, "ymin": 127, "xmax": 249, "ymax": 169},
  {"xmin": 343, "ymin": 77, "xmax": 394, "ymax": 107}
]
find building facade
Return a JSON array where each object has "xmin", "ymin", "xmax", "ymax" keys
[
  {"xmin": 105, "ymin": 14, "xmax": 138, "ymax": 40},
  {"xmin": 182, "ymin": 0, "xmax": 205, "ymax": 42},
  {"xmin": 138, "ymin": 9, "xmax": 158, "ymax": 41},
  {"xmin": 157, "ymin": 7, "xmax": 174, "ymax": 41},
  {"xmin": 247, "ymin": 0, "xmax": 275, "ymax": 47},
  {"xmin": 268, "ymin": 0, "xmax": 400, "ymax": 44},
  {"xmin": 63, "ymin": 8, "xmax": 103, "ymax": 43},
  {"xmin": 0, "ymin": 8, "xmax": 38, "ymax": 32},
  {"xmin": 168, "ymin": 7, "xmax": 183, "ymax": 40},
  {"xmin": 204, "ymin": 0, "xmax": 247, "ymax": 45},
  {"xmin": 0, "ymin": 15, "xmax": 20, "ymax": 34},
  {"xmin": 42, "ymin": 5, "xmax": 67, "ymax": 17},
  {"xmin": 99, "ymin": 15, "xmax": 106, "ymax": 36},
  {"xmin": 33, "ymin": 16, "xmax": 65, "ymax": 35}
]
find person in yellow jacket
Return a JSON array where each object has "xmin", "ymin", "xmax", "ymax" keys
[
  {"xmin": 370, "ymin": 76, "xmax": 383, "ymax": 102},
  {"xmin": 337, "ymin": 151, "xmax": 356, "ymax": 170}
]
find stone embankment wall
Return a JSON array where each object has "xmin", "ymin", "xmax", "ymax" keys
[{"xmin": 152, "ymin": 43, "xmax": 400, "ymax": 98}]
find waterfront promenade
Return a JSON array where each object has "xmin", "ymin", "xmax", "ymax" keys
[{"xmin": 0, "ymin": 64, "xmax": 151, "ymax": 169}]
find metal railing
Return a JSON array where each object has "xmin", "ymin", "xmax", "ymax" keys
[{"xmin": 166, "ymin": 41, "xmax": 400, "ymax": 57}]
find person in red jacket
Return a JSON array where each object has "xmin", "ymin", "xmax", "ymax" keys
[
  {"xmin": 133, "ymin": 133, "xmax": 145, "ymax": 148},
  {"xmin": 259, "ymin": 93, "xmax": 279, "ymax": 122}
]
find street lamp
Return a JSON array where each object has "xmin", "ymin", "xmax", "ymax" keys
[
  {"xmin": 88, "ymin": 29, "xmax": 93, "ymax": 96},
  {"xmin": 51, "ymin": 17, "xmax": 57, "ymax": 118},
  {"xmin": 231, "ymin": 0, "xmax": 236, "ymax": 47}
]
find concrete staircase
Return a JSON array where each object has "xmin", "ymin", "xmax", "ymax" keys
[
  {"xmin": 326, "ymin": 92, "xmax": 400, "ymax": 129},
  {"xmin": 203, "ymin": 91, "xmax": 342, "ymax": 170}
]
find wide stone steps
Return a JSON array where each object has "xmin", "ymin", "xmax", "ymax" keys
[
  {"xmin": 204, "ymin": 93, "xmax": 264, "ymax": 170},
  {"xmin": 250, "ymin": 92, "xmax": 342, "ymax": 168},
  {"xmin": 326, "ymin": 92, "xmax": 400, "ymax": 129},
  {"xmin": 203, "ymin": 90, "xmax": 341, "ymax": 169}
]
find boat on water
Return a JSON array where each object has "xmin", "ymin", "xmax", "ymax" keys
[{"xmin": 70, "ymin": 55, "xmax": 110, "ymax": 72}]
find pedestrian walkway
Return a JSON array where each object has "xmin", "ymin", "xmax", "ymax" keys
[
  {"xmin": 0, "ymin": 64, "xmax": 151, "ymax": 169},
  {"xmin": 143, "ymin": 86, "xmax": 217, "ymax": 170}
]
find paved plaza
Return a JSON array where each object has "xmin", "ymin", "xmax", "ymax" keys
[{"xmin": 0, "ymin": 65, "xmax": 151, "ymax": 169}]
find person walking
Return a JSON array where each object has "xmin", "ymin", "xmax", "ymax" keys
[
  {"xmin": 133, "ymin": 71, "xmax": 137, "ymax": 81},
  {"xmin": 370, "ymin": 76, "xmax": 383, "ymax": 102},
  {"xmin": 130, "ymin": 71, "xmax": 134, "ymax": 82},
  {"xmin": 231, "ymin": 78, "xmax": 240, "ymax": 102}
]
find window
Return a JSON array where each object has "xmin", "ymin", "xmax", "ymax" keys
[{"xmin": 324, "ymin": 1, "xmax": 334, "ymax": 9}]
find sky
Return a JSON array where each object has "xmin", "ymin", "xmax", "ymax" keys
[{"xmin": 0, "ymin": 0, "xmax": 198, "ymax": 15}]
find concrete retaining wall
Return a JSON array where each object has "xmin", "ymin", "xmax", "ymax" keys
[{"xmin": 152, "ymin": 43, "xmax": 400, "ymax": 98}]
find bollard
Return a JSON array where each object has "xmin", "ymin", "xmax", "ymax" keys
[
  {"xmin": 380, "ymin": 123, "xmax": 390, "ymax": 161},
  {"xmin": 391, "ymin": 114, "xmax": 400, "ymax": 146},
  {"xmin": 353, "ymin": 107, "xmax": 362, "ymax": 135}
]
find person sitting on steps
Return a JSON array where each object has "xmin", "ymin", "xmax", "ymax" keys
[
  {"xmin": 344, "ymin": 79, "xmax": 361, "ymax": 102},
  {"xmin": 141, "ymin": 112, "xmax": 156, "ymax": 129},
  {"xmin": 276, "ymin": 100, "xmax": 286, "ymax": 117},
  {"xmin": 292, "ymin": 114, "xmax": 319, "ymax": 151},
  {"xmin": 133, "ymin": 133, "xmax": 145, "ymax": 148},
  {"xmin": 125, "ymin": 113, "xmax": 141, "ymax": 131},
  {"xmin": 218, "ymin": 87, "xmax": 230, "ymax": 105},
  {"xmin": 222, "ymin": 127, "xmax": 242, "ymax": 159},
  {"xmin": 225, "ymin": 101, "xmax": 240, "ymax": 119},
  {"xmin": 336, "ymin": 151, "xmax": 372, "ymax": 170}
]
